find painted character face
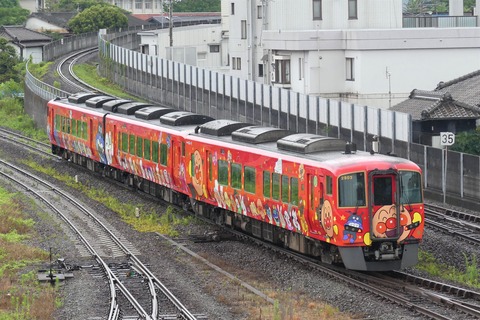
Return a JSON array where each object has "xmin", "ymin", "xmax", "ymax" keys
[
  {"xmin": 192, "ymin": 150, "xmax": 204, "ymax": 197},
  {"xmin": 321, "ymin": 200, "xmax": 334, "ymax": 238},
  {"xmin": 372, "ymin": 205, "xmax": 412, "ymax": 242}
]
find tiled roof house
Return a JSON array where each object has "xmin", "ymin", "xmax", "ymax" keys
[
  {"xmin": 392, "ymin": 70, "xmax": 480, "ymax": 145},
  {"xmin": 0, "ymin": 26, "xmax": 52, "ymax": 63}
]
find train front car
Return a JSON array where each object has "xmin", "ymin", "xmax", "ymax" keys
[{"xmin": 328, "ymin": 157, "xmax": 424, "ymax": 271}]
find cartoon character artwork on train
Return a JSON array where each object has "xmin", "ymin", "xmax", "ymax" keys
[
  {"xmin": 371, "ymin": 205, "xmax": 422, "ymax": 243},
  {"xmin": 320, "ymin": 200, "xmax": 338, "ymax": 242}
]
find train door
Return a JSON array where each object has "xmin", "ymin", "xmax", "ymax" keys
[
  {"xmin": 206, "ymin": 150, "xmax": 214, "ymax": 196},
  {"xmin": 306, "ymin": 173, "xmax": 323, "ymax": 233},
  {"xmin": 171, "ymin": 139, "xmax": 182, "ymax": 190},
  {"xmin": 369, "ymin": 171, "xmax": 401, "ymax": 241}
]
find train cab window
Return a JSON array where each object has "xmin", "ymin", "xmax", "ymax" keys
[
  {"xmin": 144, "ymin": 139, "xmax": 151, "ymax": 160},
  {"xmin": 160, "ymin": 143, "xmax": 168, "ymax": 165},
  {"xmin": 231, "ymin": 163, "xmax": 242, "ymax": 189},
  {"xmin": 129, "ymin": 135, "xmax": 135, "ymax": 154},
  {"xmin": 244, "ymin": 166, "xmax": 256, "ymax": 194},
  {"xmin": 373, "ymin": 176, "xmax": 393, "ymax": 206},
  {"xmin": 218, "ymin": 160, "xmax": 228, "ymax": 186},
  {"xmin": 272, "ymin": 173, "xmax": 280, "ymax": 200},
  {"xmin": 326, "ymin": 176, "xmax": 333, "ymax": 195},
  {"xmin": 281, "ymin": 175, "xmax": 289, "ymax": 203},
  {"xmin": 152, "ymin": 142, "xmax": 159, "ymax": 163},
  {"xmin": 290, "ymin": 177, "xmax": 298, "ymax": 205},
  {"xmin": 263, "ymin": 171, "xmax": 271, "ymax": 197},
  {"xmin": 338, "ymin": 172, "xmax": 365, "ymax": 207},
  {"xmin": 400, "ymin": 171, "xmax": 422, "ymax": 204}
]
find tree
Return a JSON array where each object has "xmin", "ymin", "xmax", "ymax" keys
[
  {"xmin": 165, "ymin": 0, "xmax": 220, "ymax": 12},
  {"xmin": 0, "ymin": 38, "xmax": 21, "ymax": 83},
  {"xmin": 450, "ymin": 129, "xmax": 480, "ymax": 156},
  {"xmin": 0, "ymin": 7, "xmax": 29, "ymax": 25},
  {"xmin": 46, "ymin": 0, "xmax": 104, "ymax": 13},
  {"xmin": 67, "ymin": 4, "xmax": 128, "ymax": 34},
  {"xmin": 403, "ymin": 0, "xmax": 476, "ymax": 14}
]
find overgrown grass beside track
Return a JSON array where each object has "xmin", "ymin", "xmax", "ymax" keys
[
  {"xmin": 0, "ymin": 97, "xmax": 49, "ymax": 143},
  {"xmin": 0, "ymin": 187, "xmax": 59, "ymax": 320},
  {"xmin": 23, "ymin": 159, "xmax": 193, "ymax": 236},
  {"xmin": 72, "ymin": 63, "xmax": 142, "ymax": 100}
]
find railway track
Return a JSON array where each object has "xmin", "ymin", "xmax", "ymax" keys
[
  {"xmin": 0, "ymin": 159, "xmax": 202, "ymax": 320},
  {"xmin": 2, "ymin": 127, "xmax": 480, "ymax": 319},
  {"xmin": 56, "ymin": 47, "xmax": 101, "ymax": 94},
  {"xmin": 425, "ymin": 203, "xmax": 480, "ymax": 245}
]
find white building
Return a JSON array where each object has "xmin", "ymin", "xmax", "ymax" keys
[
  {"xmin": 138, "ymin": 0, "xmax": 480, "ymax": 109},
  {"xmin": 225, "ymin": 0, "xmax": 480, "ymax": 109},
  {"xmin": 138, "ymin": 24, "xmax": 223, "ymax": 69}
]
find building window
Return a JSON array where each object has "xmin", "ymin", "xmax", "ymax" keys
[
  {"xmin": 209, "ymin": 44, "xmax": 220, "ymax": 53},
  {"xmin": 258, "ymin": 64, "xmax": 264, "ymax": 77},
  {"xmin": 275, "ymin": 59, "xmax": 291, "ymax": 84},
  {"xmin": 231, "ymin": 2, "xmax": 235, "ymax": 15},
  {"xmin": 298, "ymin": 58, "xmax": 303, "ymax": 80},
  {"xmin": 241, "ymin": 20, "xmax": 247, "ymax": 39},
  {"xmin": 346, "ymin": 57, "xmax": 355, "ymax": 81},
  {"xmin": 232, "ymin": 57, "xmax": 241, "ymax": 70},
  {"xmin": 257, "ymin": 5, "xmax": 263, "ymax": 18},
  {"xmin": 145, "ymin": 1, "xmax": 151, "ymax": 9},
  {"xmin": 348, "ymin": 0, "xmax": 358, "ymax": 19},
  {"xmin": 313, "ymin": 0, "xmax": 322, "ymax": 20},
  {"xmin": 135, "ymin": 0, "xmax": 142, "ymax": 9}
]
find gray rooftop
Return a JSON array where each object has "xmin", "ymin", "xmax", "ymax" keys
[
  {"xmin": 0, "ymin": 26, "xmax": 52, "ymax": 47},
  {"xmin": 392, "ymin": 70, "xmax": 480, "ymax": 121}
]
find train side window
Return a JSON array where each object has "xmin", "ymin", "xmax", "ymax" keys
[
  {"xmin": 129, "ymin": 134, "xmax": 135, "ymax": 154},
  {"xmin": 281, "ymin": 175, "xmax": 289, "ymax": 203},
  {"xmin": 152, "ymin": 142, "xmax": 159, "ymax": 163},
  {"xmin": 218, "ymin": 160, "xmax": 228, "ymax": 186},
  {"xmin": 136, "ymin": 137, "xmax": 143, "ymax": 157},
  {"xmin": 160, "ymin": 143, "xmax": 167, "ymax": 165},
  {"xmin": 290, "ymin": 177, "xmax": 298, "ymax": 205},
  {"xmin": 181, "ymin": 142, "xmax": 185, "ymax": 157},
  {"xmin": 231, "ymin": 163, "xmax": 242, "ymax": 189},
  {"xmin": 121, "ymin": 133, "xmax": 128, "ymax": 152},
  {"xmin": 65, "ymin": 118, "xmax": 71, "ymax": 133},
  {"xmin": 144, "ymin": 139, "xmax": 151, "ymax": 160},
  {"xmin": 244, "ymin": 166, "xmax": 256, "ymax": 194},
  {"xmin": 272, "ymin": 173, "xmax": 280, "ymax": 200},
  {"xmin": 72, "ymin": 119, "xmax": 77, "ymax": 136},
  {"xmin": 83, "ymin": 122, "xmax": 88, "ymax": 140},
  {"xmin": 263, "ymin": 171, "xmax": 271, "ymax": 198},
  {"xmin": 55, "ymin": 115, "xmax": 60, "ymax": 131},
  {"xmin": 326, "ymin": 176, "xmax": 333, "ymax": 195}
]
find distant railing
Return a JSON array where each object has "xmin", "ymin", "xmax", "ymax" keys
[
  {"xmin": 403, "ymin": 15, "xmax": 477, "ymax": 28},
  {"xmin": 25, "ymin": 61, "xmax": 69, "ymax": 100}
]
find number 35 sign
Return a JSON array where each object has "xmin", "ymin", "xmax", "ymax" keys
[{"xmin": 440, "ymin": 132, "xmax": 455, "ymax": 146}]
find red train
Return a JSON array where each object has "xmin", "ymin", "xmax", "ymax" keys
[{"xmin": 47, "ymin": 93, "xmax": 424, "ymax": 271}]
